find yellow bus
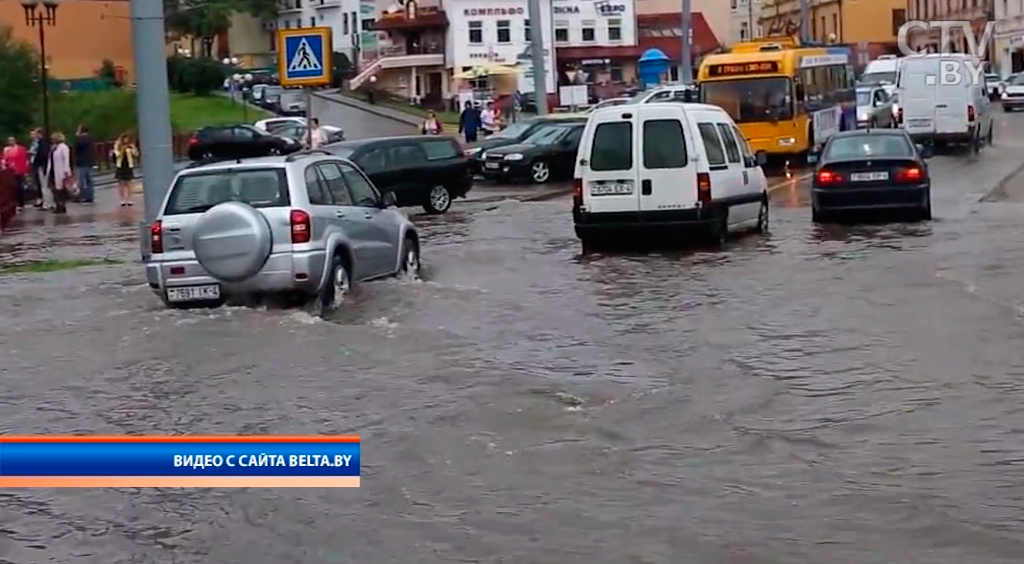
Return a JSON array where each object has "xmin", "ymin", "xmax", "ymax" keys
[{"xmin": 697, "ymin": 37, "xmax": 857, "ymax": 160}]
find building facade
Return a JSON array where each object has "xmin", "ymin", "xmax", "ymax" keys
[
  {"xmin": 276, "ymin": 0, "xmax": 368, "ymax": 65},
  {"xmin": 550, "ymin": 0, "xmax": 638, "ymax": 87},
  {"xmin": 760, "ymin": 0, "xmax": 908, "ymax": 45},
  {"xmin": 731, "ymin": 0, "xmax": 764, "ymax": 43},
  {"xmin": 993, "ymin": 0, "xmax": 1019, "ymax": 76},
  {"xmin": 1, "ymin": 0, "xmax": 134, "ymax": 80},
  {"xmin": 636, "ymin": 0, "xmax": 732, "ymax": 48}
]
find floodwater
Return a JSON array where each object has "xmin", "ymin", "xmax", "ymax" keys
[{"xmin": 3, "ymin": 116, "xmax": 1024, "ymax": 564}]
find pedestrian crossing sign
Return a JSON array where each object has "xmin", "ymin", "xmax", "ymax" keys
[{"xmin": 277, "ymin": 27, "xmax": 333, "ymax": 87}]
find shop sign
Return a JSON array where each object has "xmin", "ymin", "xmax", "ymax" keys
[
  {"xmin": 463, "ymin": 7, "xmax": 524, "ymax": 16},
  {"xmin": 470, "ymin": 52, "xmax": 509, "ymax": 62},
  {"xmin": 595, "ymin": 2, "xmax": 625, "ymax": 15},
  {"xmin": 553, "ymin": 5, "xmax": 579, "ymax": 14},
  {"xmin": 580, "ymin": 58, "xmax": 611, "ymax": 65}
]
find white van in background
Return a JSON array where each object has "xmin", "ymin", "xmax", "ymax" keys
[
  {"xmin": 572, "ymin": 103, "xmax": 769, "ymax": 248},
  {"xmin": 897, "ymin": 54, "xmax": 993, "ymax": 150},
  {"xmin": 861, "ymin": 55, "xmax": 902, "ymax": 92}
]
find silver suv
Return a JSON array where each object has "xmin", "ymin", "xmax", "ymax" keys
[{"xmin": 145, "ymin": 150, "xmax": 421, "ymax": 313}]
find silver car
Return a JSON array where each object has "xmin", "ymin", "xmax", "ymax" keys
[
  {"xmin": 146, "ymin": 151, "xmax": 421, "ymax": 313},
  {"xmin": 855, "ymin": 85, "xmax": 895, "ymax": 129}
]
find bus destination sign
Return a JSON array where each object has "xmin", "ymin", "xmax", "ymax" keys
[{"xmin": 707, "ymin": 62, "xmax": 780, "ymax": 77}]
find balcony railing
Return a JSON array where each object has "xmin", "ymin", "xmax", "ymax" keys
[{"xmin": 378, "ymin": 43, "xmax": 444, "ymax": 57}]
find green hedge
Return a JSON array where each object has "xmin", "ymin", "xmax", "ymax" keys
[{"xmin": 45, "ymin": 89, "xmax": 139, "ymax": 142}]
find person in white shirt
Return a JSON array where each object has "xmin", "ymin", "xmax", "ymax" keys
[
  {"xmin": 309, "ymin": 118, "xmax": 329, "ymax": 148},
  {"xmin": 480, "ymin": 102, "xmax": 496, "ymax": 136}
]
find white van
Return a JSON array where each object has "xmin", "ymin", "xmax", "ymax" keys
[
  {"xmin": 897, "ymin": 54, "xmax": 994, "ymax": 149},
  {"xmin": 572, "ymin": 103, "xmax": 770, "ymax": 246},
  {"xmin": 861, "ymin": 55, "xmax": 902, "ymax": 92}
]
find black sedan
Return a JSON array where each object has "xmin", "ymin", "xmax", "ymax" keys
[
  {"xmin": 479, "ymin": 122, "xmax": 585, "ymax": 183},
  {"xmin": 463, "ymin": 115, "xmax": 586, "ymax": 174},
  {"xmin": 810, "ymin": 129, "xmax": 933, "ymax": 223},
  {"xmin": 187, "ymin": 125, "xmax": 302, "ymax": 161}
]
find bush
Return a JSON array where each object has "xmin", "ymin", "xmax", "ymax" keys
[
  {"xmin": 166, "ymin": 56, "xmax": 226, "ymax": 96},
  {"xmin": 96, "ymin": 59, "xmax": 122, "ymax": 88},
  {"xmin": 46, "ymin": 89, "xmax": 138, "ymax": 142},
  {"xmin": 0, "ymin": 26, "xmax": 40, "ymax": 141}
]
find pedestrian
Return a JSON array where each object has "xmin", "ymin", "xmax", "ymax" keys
[
  {"xmin": 45, "ymin": 131, "xmax": 72, "ymax": 214},
  {"xmin": 73, "ymin": 124, "xmax": 95, "ymax": 203},
  {"xmin": 420, "ymin": 110, "xmax": 442, "ymax": 135},
  {"xmin": 308, "ymin": 118, "xmax": 329, "ymax": 149},
  {"xmin": 31, "ymin": 128, "xmax": 52, "ymax": 209},
  {"xmin": 2, "ymin": 136, "xmax": 30, "ymax": 210},
  {"xmin": 480, "ymin": 102, "xmax": 497, "ymax": 137},
  {"xmin": 111, "ymin": 134, "xmax": 138, "ymax": 206},
  {"xmin": 458, "ymin": 101, "xmax": 481, "ymax": 143}
]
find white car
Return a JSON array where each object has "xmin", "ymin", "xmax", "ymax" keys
[
  {"xmin": 584, "ymin": 97, "xmax": 631, "ymax": 113},
  {"xmin": 1001, "ymin": 73, "xmax": 1024, "ymax": 111},
  {"xmin": 573, "ymin": 103, "xmax": 769, "ymax": 248},
  {"xmin": 629, "ymin": 84, "xmax": 699, "ymax": 104},
  {"xmin": 985, "ymin": 73, "xmax": 1002, "ymax": 100},
  {"xmin": 254, "ymin": 117, "xmax": 306, "ymax": 132}
]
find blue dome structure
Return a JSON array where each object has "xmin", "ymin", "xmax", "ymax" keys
[{"xmin": 637, "ymin": 48, "xmax": 670, "ymax": 88}]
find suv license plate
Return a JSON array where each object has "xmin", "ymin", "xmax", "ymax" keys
[
  {"xmin": 590, "ymin": 183, "xmax": 633, "ymax": 196},
  {"xmin": 167, "ymin": 285, "xmax": 221, "ymax": 302}
]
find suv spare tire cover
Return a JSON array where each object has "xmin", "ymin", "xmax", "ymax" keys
[{"xmin": 192, "ymin": 201, "xmax": 273, "ymax": 282}]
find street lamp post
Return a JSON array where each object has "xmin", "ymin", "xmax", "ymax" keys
[
  {"xmin": 222, "ymin": 56, "xmax": 240, "ymax": 105},
  {"xmin": 20, "ymin": 0, "xmax": 60, "ymax": 136},
  {"xmin": 228, "ymin": 73, "xmax": 254, "ymax": 121}
]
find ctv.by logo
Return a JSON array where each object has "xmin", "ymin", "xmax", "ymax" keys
[{"xmin": 896, "ymin": 20, "xmax": 995, "ymax": 86}]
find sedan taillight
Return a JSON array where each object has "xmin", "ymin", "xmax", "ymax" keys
[{"xmin": 896, "ymin": 167, "xmax": 925, "ymax": 183}]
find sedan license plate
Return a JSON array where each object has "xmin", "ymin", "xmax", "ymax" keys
[
  {"xmin": 485, "ymin": 162, "xmax": 500, "ymax": 169},
  {"xmin": 167, "ymin": 285, "xmax": 220, "ymax": 302},
  {"xmin": 851, "ymin": 172, "xmax": 889, "ymax": 182},
  {"xmin": 590, "ymin": 182, "xmax": 633, "ymax": 196}
]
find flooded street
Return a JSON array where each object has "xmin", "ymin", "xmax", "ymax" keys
[{"xmin": 4, "ymin": 113, "xmax": 1024, "ymax": 563}]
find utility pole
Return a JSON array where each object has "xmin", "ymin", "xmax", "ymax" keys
[
  {"xmin": 526, "ymin": 0, "xmax": 548, "ymax": 114},
  {"xmin": 799, "ymin": 0, "xmax": 809, "ymax": 44},
  {"xmin": 681, "ymin": 0, "xmax": 692, "ymax": 84},
  {"xmin": 747, "ymin": 0, "xmax": 754, "ymax": 39},
  {"xmin": 130, "ymin": 0, "xmax": 175, "ymax": 260}
]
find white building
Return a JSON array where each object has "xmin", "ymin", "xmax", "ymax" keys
[
  {"xmin": 276, "ymin": 0, "xmax": 369, "ymax": 65},
  {"xmin": 548, "ymin": 0, "xmax": 638, "ymax": 86},
  {"xmin": 995, "ymin": 0, "xmax": 1024, "ymax": 77},
  {"xmin": 730, "ymin": 0, "xmax": 763, "ymax": 44}
]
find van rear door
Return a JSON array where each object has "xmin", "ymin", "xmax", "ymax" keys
[
  {"xmin": 580, "ymin": 111, "xmax": 640, "ymax": 213},
  {"xmin": 899, "ymin": 58, "xmax": 939, "ymax": 135},
  {"xmin": 637, "ymin": 105, "xmax": 698, "ymax": 212},
  {"xmin": 935, "ymin": 81, "xmax": 970, "ymax": 136}
]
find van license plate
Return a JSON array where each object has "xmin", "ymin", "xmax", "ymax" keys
[
  {"xmin": 167, "ymin": 285, "xmax": 221, "ymax": 302},
  {"xmin": 590, "ymin": 183, "xmax": 633, "ymax": 195},
  {"xmin": 908, "ymin": 118, "xmax": 931, "ymax": 127},
  {"xmin": 851, "ymin": 172, "xmax": 889, "ymax": 181}
]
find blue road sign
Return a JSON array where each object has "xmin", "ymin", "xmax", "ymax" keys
[{"xmin": 276, "ymin": 27, "xmax": 333, "ymax": 87}]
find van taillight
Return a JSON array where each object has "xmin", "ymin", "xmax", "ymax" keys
[
  {"xmin": 290, "ymin": 209, "xmax": 311, "ymax": 243},
  {"xmin": 897, "ymin": 107, "xmax": 904, "ymax": 124},
  {"xmin": 150, "ymin": 220, "xmax": 163, "ymax": 254},
  {"xmin": 968, "ymin": 105, "xmax": 976, "ymax": 122},
  {"xmin": 697, "ymin": 172, "xmax": 711, "ymax": 203},
  {"xmin": 572, "ymin": 178, "xmax": 582, "ymax": 205}
]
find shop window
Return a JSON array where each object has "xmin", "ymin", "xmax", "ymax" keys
[
  {"xmin": 497, "ymin": 20, "xmax": 511, "ymax": 43},
  {"xmin": 524, "ymin": 19, "xmax": 531, "ymax": 41},
  {"xmin": 555, "ymin": 20, "xmax": 569, "ymax": 43},
  {"xmin": 608, "ymin": 18, "xmax": 622, "ymax": 41},
  {"xmin": 468, "ymin": 21, "xmax": 483, "ymax": 44},
  {"xmin": 582, "ymin": 20, "xmax": 595, "ymax": 42},
  {"xmin": 610, "ymin": 64, "xmax": 623, "ymax": 83}
]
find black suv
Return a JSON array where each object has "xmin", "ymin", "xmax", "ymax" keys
[
  {"xmin": 188, "ymin": 125, "xmax": 301, "ymax": 161},
  {"xmin": 463, "ymin": 114, "xmax": 587, "ymax": 175},
  {"xmin": 324, "ymin": 136, "xmax": 472, "ymax": 214}
]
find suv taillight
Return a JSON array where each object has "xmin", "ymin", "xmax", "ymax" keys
[
  {"xmin": 697, "ymin": 172, "xmax": 711, "ymax": 203},
  {"xmin": 968, "ymin": 105, "xmax": 976, "ymax": 122},
  {"xmin": 150, "ymin": 220, "xmax": 163, "ymax": 254},
  {"xmin": 290, "ymin": 209, "xmax": 311, "ymax": 244}
]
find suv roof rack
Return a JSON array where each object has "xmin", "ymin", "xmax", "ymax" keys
[
  {"xmin": 185, "ymin": 156, "xmax": 243, "ymax": 168},
  {"xmin": 285, "ymin": 149, "xmax": 332, "ymax": 162}
]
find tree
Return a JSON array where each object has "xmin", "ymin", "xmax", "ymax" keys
[
  {"xmin": 96, "ymin": 59, "xmax": 122, "ymax": 88},
  {"xmin": 0, "ymin": 26, "xmax": 40, "ymax": 140},
  {"xmin": 164, "ymin": 0, "xmax": 278, "ymax": 58}
]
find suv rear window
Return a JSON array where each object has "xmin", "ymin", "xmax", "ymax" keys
[
  {"xmin": 590, "ymin": 122, "xmax": 632, "ymax": 171},
  {"xmin": 421, "ymin": 139, "xmax": 460, "ymax": 160},
  {"xmin": 163, "ymin": 168, "xmax": 290, "ymax": 215}
]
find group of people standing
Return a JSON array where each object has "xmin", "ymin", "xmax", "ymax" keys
[
  {"xmin": 1, "ymin": 126, "xmax": 139, "ymax": 214},
  {"xmin": 456, "ymin": 101, "xmax": 503, "ymax": 142}
]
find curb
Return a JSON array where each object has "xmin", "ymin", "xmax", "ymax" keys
[{"xmin": 979, "ymin": 161, "xmax": 1024, "ymax": 202}]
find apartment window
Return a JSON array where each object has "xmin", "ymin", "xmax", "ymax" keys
[
  {"xmin": 740, "ymin": 21, "xmax": 749, "ymax": 41},
  {"xmin": 555, "ymin": 20, "xmax": 569, "ymax": 42},
  {"xmin": 295, "ymin": 0, "xmax": 301, "ymax": 7},
  {"xmin": 497, "ymin": 19, "xmax": 511, "ymax": 43},
  {"xmin": 820, "ymin": 16, "xmax": 826, "ymax": 39},
  {"xmin": 892, "ymin": 9, "xmax": 906, "ymax": 36},
  {"xmin": 832, "ymin": 14, "xmax": 838, "ymax": 38},
  {"xmin": 351, "ymin": 12, "xmax": 357, "ymax": 32},
  {"xmin": 343, "ymin": 13, "xmax": 349, "ymax": 35},
  {"xmin": 582, "ymin": 20, "xmax": 596, "ymax": 42},
  {"xmin": 468, "ymin": 21, "xmax": 483, "ymax": 44},
  {"xmin": 811, "ymin": 16, "xmax": 817, "ymax": 38},
  {"xmin": 524, "ymin": 19, "xmax": 531, "ymax": 41},
  {"xmin": 608, "ymin": 18, "xmax": 622, "ymax": 41},
  {"xmin": 310, "ymin": 16, "xmax": 315, "ymax": 26},
  {"xmin": 284, "ymin": 20, "xmax": 290, "ymax": 29},
  {"xmin": 609, "ymin": 64, "xmax": 623, "ymax": 82},
  {"xmin": 295, "ymin": 18, "xmax": 301, "ymax": 28}
]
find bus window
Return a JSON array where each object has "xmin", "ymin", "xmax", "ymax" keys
[{"xmin": 702, "ymin": 77, "xmax": 793, "ymax": 123}]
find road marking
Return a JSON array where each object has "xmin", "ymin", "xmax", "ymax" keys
[{"xmin": 767, "ymin": 171, "xmax": 813, "ymax": 193}]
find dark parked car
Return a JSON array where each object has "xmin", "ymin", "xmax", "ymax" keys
[
  {"xmin": 463, "ymin": 114, "xmax": 586, "ymax": 175},
  {"xmin": 260, "ymin": 86, "xmax": 284, "ymax": 111},
  {"xmin": 324, "ymin": 135, "xmax": 472, "ymax": 214},
  {"xmin": 277, "ymin": 90, "xmax": 307, "ymax": 116},
  {"xmin": 187, "ymin": 125, "xmax": 302, "ymax": 161},
  {"xmin": 480, "ymin": 121, "xmax": 585, "ymax": 183},
  {"xmin": 810, "ymin": 129, "xmax": 933, "ymax": 223}
]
